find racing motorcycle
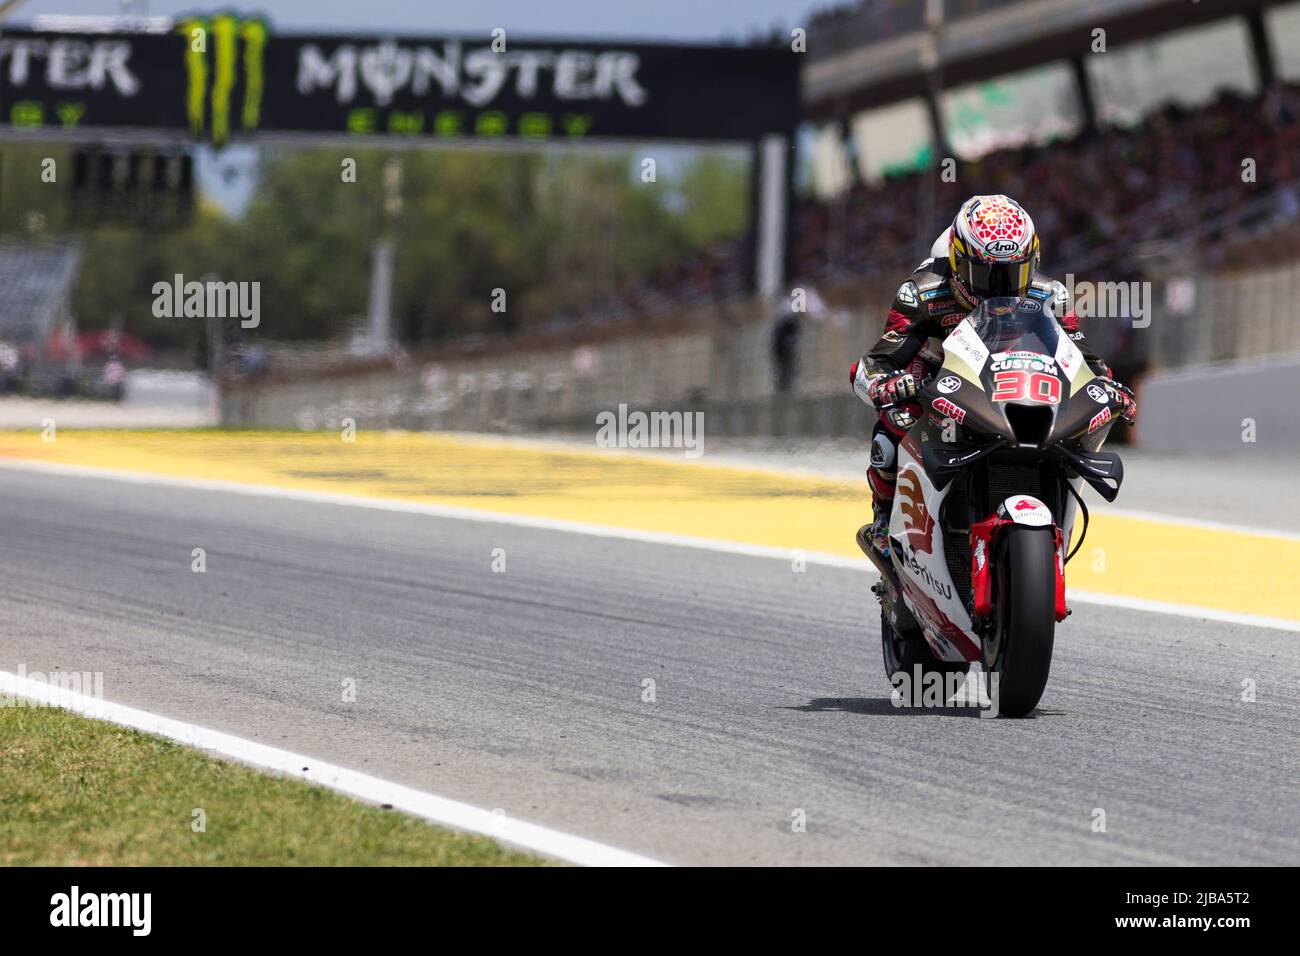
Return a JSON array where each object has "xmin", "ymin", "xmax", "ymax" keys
[{"xmin": 858, "ymin": 296, "xmax": 1128, "ymax": 717}]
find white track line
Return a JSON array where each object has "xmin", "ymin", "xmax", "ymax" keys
[
  {"xmin": 1, "ymin": 458, "xmax": 1295, "ymax": 634},
  {"xmin": 1060, "ymin": 591, "xmax": 1300, "ymax": 633},
  {"xmin": 0, "ymin": 670, "xmax": 666, "ymax": 867}
]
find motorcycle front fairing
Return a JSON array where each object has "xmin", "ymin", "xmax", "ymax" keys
[{"xmin": 887, "ymin": 297, "xmax": 1125, "ymax": 663}]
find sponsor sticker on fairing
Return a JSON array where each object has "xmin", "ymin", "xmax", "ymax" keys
[
  {"xmin": 989, "ymin": 350, "xmax": 1056, "ymax": 374},
  {"xmin": 1087, "ymin": 382, "xmax": 1108, "ymax": 404},
  {"xmin": 931, "ymin": 397, "xmax": 965, "ymax": 423},
  {"xmin": 1087, "ymin": 406, "xmax": 1112, "ymax": 434},
  {"xmin": 936, "ymin": 375, "xmax": 961, "ymax": 394},
  {"xmin": 943, "ymin": 319, "xmax": 989, "ymax": 376},
  {"xmin": 1054, "ymin": 332, "xmax": 1085, "ymax": 382},
  {"xmin": 1001, "ymin": 496, "xmax": 1052, "ymax": 526},
  {"xmin": 903, "ymin": 545, "xmax": 953, "ymax": 600}
]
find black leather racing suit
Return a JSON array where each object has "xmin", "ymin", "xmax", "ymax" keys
[{"xmin": 859, "ymin": 254, "xmax": 1113, "ymax": 506}]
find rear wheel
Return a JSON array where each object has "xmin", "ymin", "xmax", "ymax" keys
[
  {"xmin": 881, "ymin": 608, "xmax": 969, "ymax": 685},
  {"xmin": 985, "ymin": 526, "xmax": 1056, "ymax": 717}
]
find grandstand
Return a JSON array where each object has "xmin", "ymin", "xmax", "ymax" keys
[
  {"xmin": 474, "ymin": 2, "xmax": 1300, "ymax": 356},
  {"xmin": 0, "ymin": 240, "xmax": 83, "ymax": 392},
  {"xmin": 794, "ymin": 83, "xmax": 1300, "ymax": 284},
  {"xmin": 0, "ymin": 241, "xmax": 81, "ymax": 347},
  {"xmin": 2, "ymin": 1, "xmax": 1297, "ymax": 448}
]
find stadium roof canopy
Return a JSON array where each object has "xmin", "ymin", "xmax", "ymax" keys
[{"xmin": 803, "ymin": 0, "xmax": 1284, "ymax": 118}]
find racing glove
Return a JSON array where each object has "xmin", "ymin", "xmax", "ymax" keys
[
  {"xmin": 1095, "ymin": 376, "xmax": 1137, "ymax": 424},
  {"xmin": 851, "ymin": 359, "xmax": 917, "ymax": 410}
]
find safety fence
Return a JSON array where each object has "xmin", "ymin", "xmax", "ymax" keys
[{"xmin": 221, "ymin": 256, "xmax": 1300, "ymax": 445}]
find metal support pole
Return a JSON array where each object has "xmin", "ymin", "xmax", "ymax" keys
[
  {"xmin": 1245, "ymin": 7, "xmax": 1277, "ymax": 92},
  {"xmin": 366, "ymin": 156, "xmax": 402, "ymax": 354},
  {"xmin": 919, "ymin": 0, "xmax": 948, "ymax": 248},
  {"xmin": 753, "ymin": 133, "xmax": 789, "ymax": 299},
  {"xmin": 1070, "ymin": 55, "xmax": 1098, "ymax": 134}
]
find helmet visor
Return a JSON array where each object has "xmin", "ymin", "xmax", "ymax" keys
[{"xmin": 958, "ymin": 257, "xmax": 1033, "ymax": 300}]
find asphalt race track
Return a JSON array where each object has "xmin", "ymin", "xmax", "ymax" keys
[{"xmin": 1, "ymin": 467, "xmax": 1296, "ymax": 865}]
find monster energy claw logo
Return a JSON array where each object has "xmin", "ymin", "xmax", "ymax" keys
[{"xmin": 180, "ymin": 14, "xmax": 267, "ymax": 145}]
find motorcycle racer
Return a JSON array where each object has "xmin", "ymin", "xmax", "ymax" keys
[{"xmin": 850, "ymin": 194, "xmax": 1136, "ymax": 556}]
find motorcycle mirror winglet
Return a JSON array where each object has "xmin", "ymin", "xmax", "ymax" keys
[
  {"xmin": 920, "ymin": 437, "xmax": 1009, "ymax": 489},
  {"xmin": 1051, "ymin": 443, "xmax": 1124, "ymax": 502}
]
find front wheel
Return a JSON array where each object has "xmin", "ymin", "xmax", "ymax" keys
[{"xmin": 985, "ymin": 526, "xmax": 1056, "ymax": 717}]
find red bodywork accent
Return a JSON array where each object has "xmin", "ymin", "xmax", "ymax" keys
[
  {"xmin": 969, "ymin": 513, "xmax": 1009, "ymax": 618},
  {"xmin": 1053, "ymin": 526, "xmax": 1068, "ymax": 622},
  {"xmin": 969, "ymin": 515, "xmax": 1069, "ymax": 622}
]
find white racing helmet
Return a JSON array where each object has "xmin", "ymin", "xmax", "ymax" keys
[{"xmin": 948, "ymin": 194, "xmax": 1040, "ymax": 310}]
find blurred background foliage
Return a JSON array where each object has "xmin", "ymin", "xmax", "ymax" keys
[{"xmin": 0, "ymin": 144, "xmax": 749, "ymax": 349}]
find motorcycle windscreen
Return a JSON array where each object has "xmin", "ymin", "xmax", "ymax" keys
[
  {"xmin": 969, "ymin": 297, "xmax": 1090, "ymax": 388},
  {"xmin": 967, "ymin": 296, "xmax": 1063, "ymax": 356},
  {"xmin": 953, "ymin": 297, "xmax": 1092, "ymax": 446}
]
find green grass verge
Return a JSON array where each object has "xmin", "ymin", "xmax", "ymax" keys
[{"xmin": 0, "ymin": 698, "xmax": 547, "ymax": 866}]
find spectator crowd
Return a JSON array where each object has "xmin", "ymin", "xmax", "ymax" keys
[{"xmin": 566, "ymin": 82, "xmax": 1300, "ymax": 332}]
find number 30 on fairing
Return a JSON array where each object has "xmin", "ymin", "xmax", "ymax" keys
[{"xmin": 991, "ymin": 369, "xmax": 1061, "ymax": 404}]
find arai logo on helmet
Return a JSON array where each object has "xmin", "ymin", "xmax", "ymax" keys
[
  {"xmin": 983, "ymin": 238, "xmax": 1021, "ymax": 258},
  {"xmin": 936, "ymin": 375, "xmax": 961, "ymax": 394}
]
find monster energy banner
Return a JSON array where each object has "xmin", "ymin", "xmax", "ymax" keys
[
  {"xmin": 0, "ymin": 28, "xmax": 188, "ymax": 132},
  {"xmin": 0, "ymin": 17, "xmax": 798, "ymax": 144}
]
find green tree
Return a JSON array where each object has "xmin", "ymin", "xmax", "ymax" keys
[{"xmin": 6, "ymin": 143, "xmax": 751, "ymax": 350}]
